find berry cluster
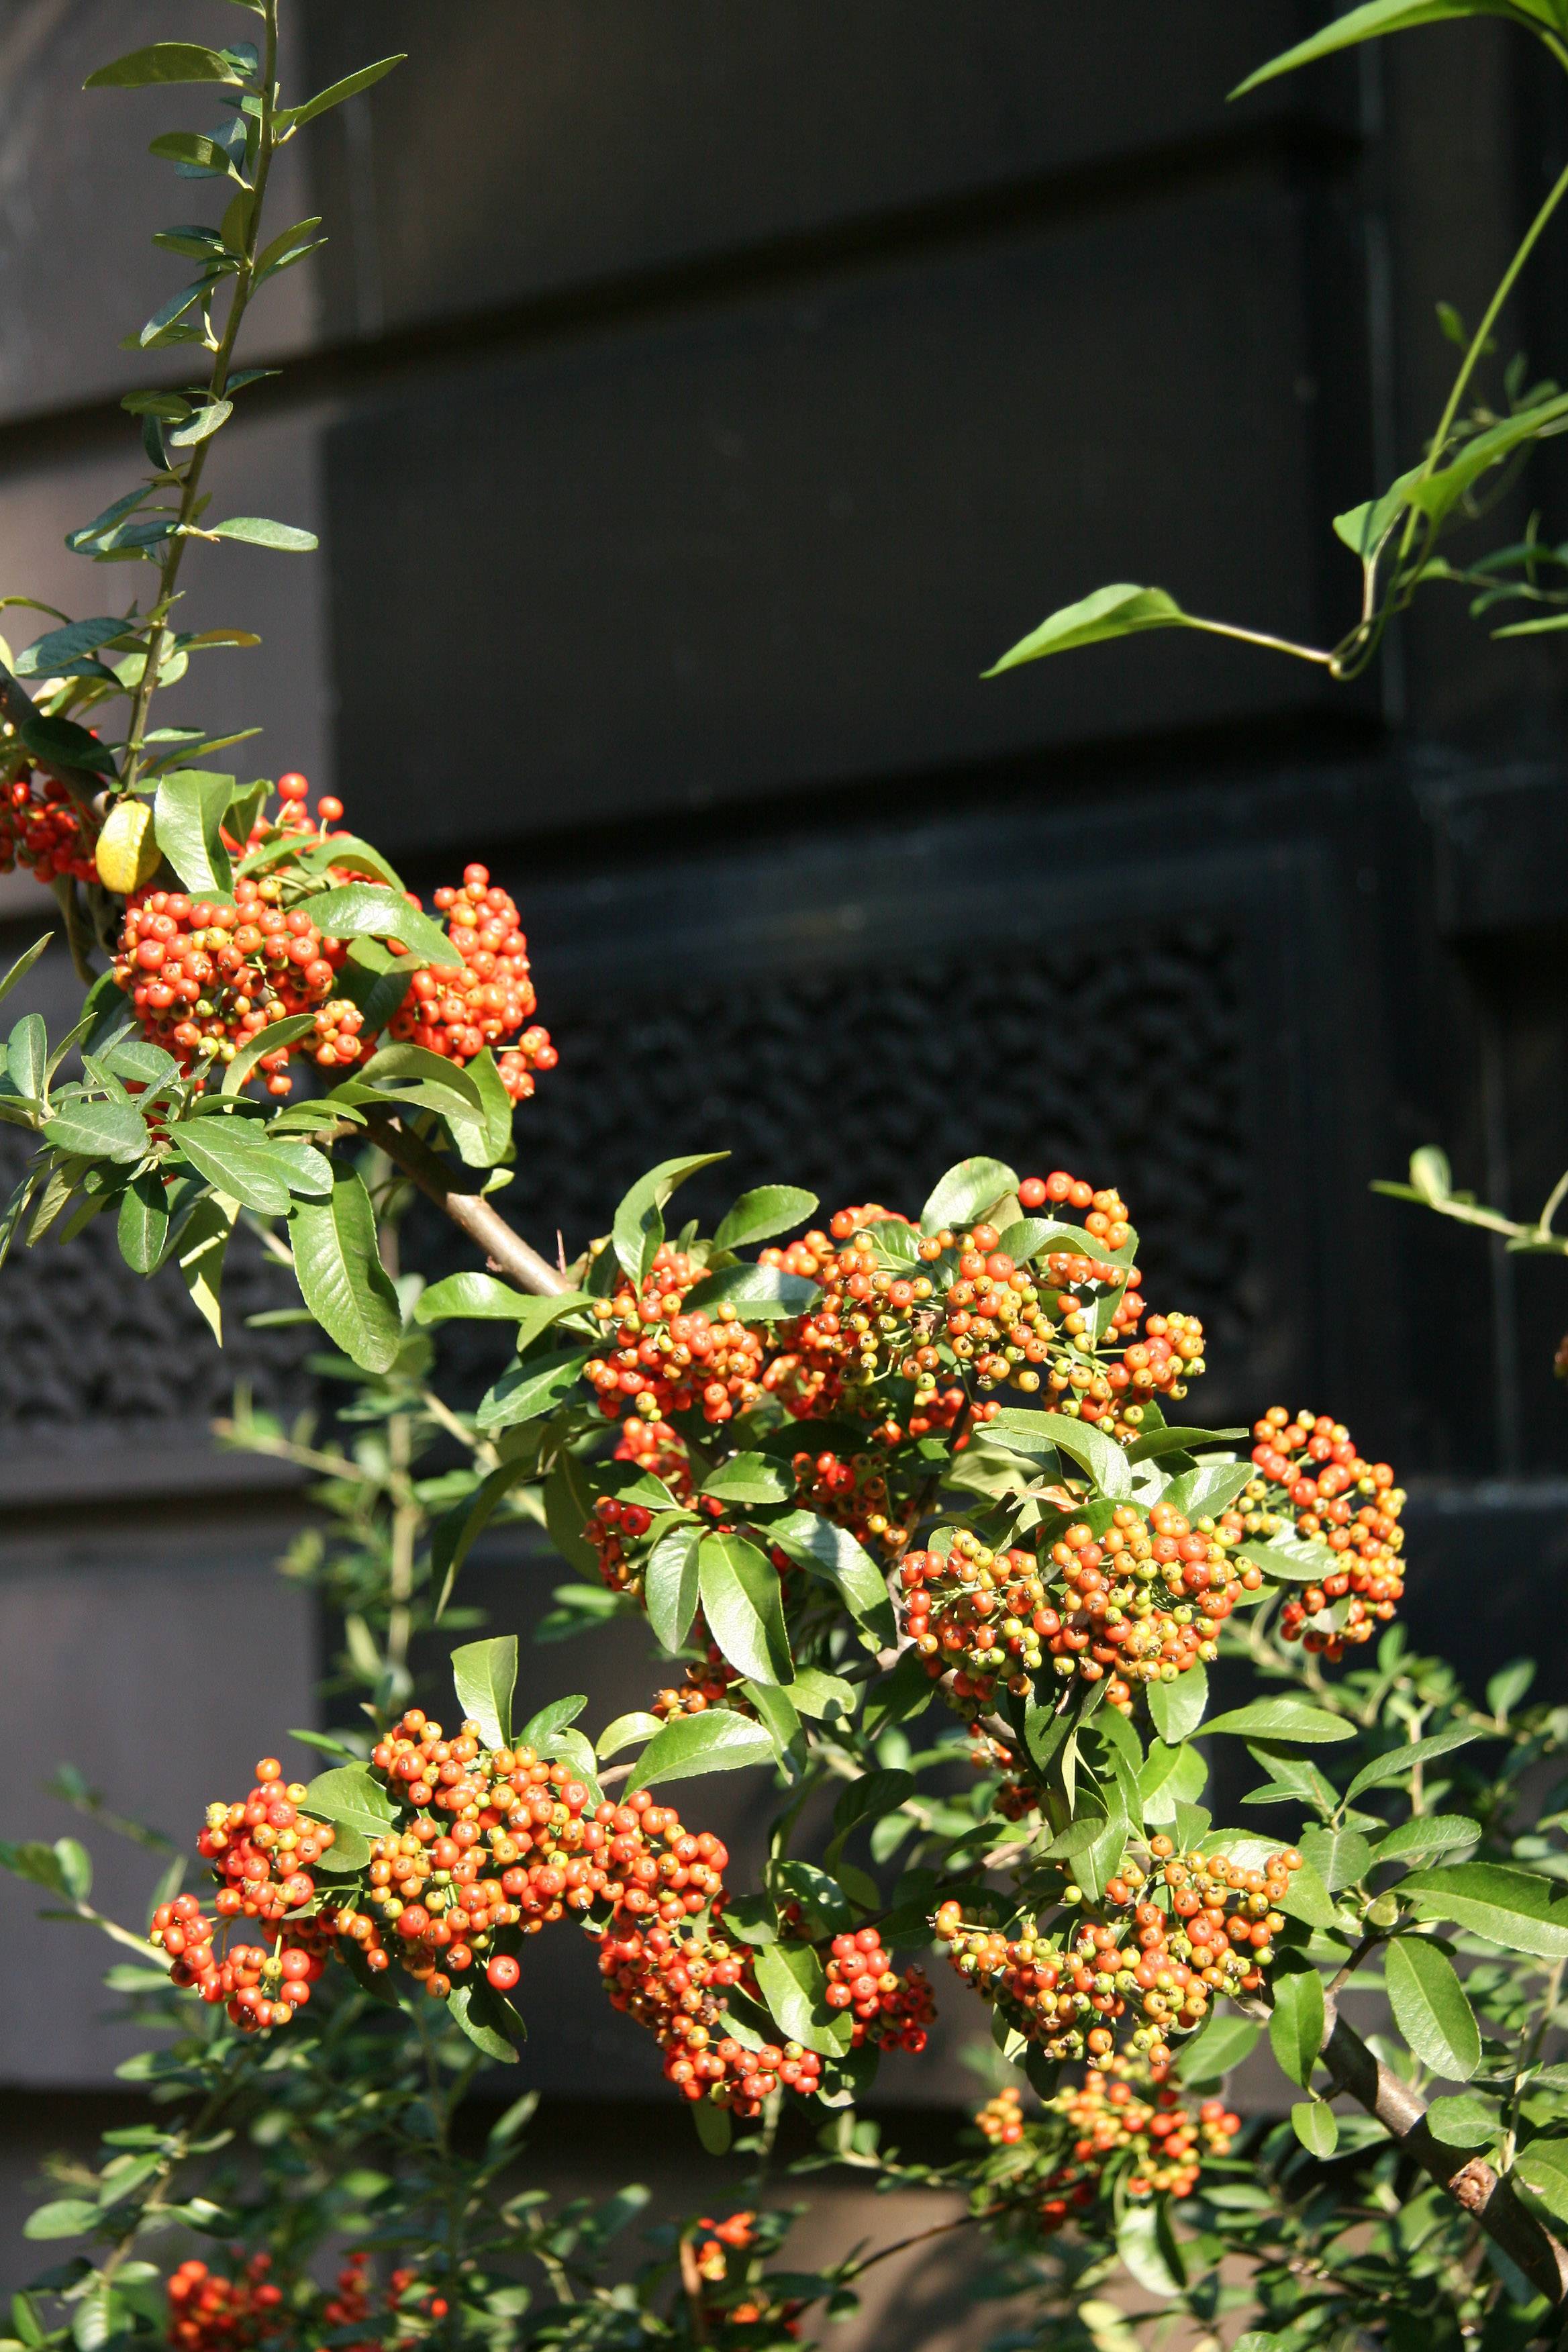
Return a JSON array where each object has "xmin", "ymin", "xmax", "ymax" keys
[
  {"xmin": 113, "ymin": 878, "xmax": 359, "ymax": 1094},
  {"xmin": 1246, "ymin": 1410, "xmax": 1406, "ymax": 1657},
  {"xmin": 973, "ymin": 2069, "xmax": 1240, "ymax": 2231},
  {"xmin": 823, "ymin": 1928, "xmax": 935, "ymax": 2053},
  {"xmin": 386, "ymin": 863, "xmax": 556, "ymax": 1101},
  {"xmin": 597, "ymin": 1918, "xmax": 822, "ymax": 2117},
  {"xmin": 693, "ymin": 2212, "xmax": 757, "ymax": 2281},
  {"xmin": 166, "ymin": 2255, "xmax": 283, "ymax": 2352},
  {"xmin": 195, "ymin": 1760, "xmax": 338, "ymax": 1923},
  {"xmin": 0, "ymin": 769, "xmax": 97, "ymax": 885},
  {"xmin": 585, "ymin": 1245, "xmax": 771, "ymax": 1427},
  {"xmin": 937, "ymin": 1840, "xmax": 1300, "ymax": 2070}
]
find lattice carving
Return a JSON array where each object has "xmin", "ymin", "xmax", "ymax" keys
[
  {"xmin": 0, "ymin": 1136, "xmax": 312, "ymax": 1429},
  {"xmin": 416, "ymin": 917, "xmax": 1257, "ymax": 1408}
]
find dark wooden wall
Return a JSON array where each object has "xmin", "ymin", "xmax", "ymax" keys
[{"xmin": 5, "ymin": 0, "xmax": 1568, "ymax": 2298}]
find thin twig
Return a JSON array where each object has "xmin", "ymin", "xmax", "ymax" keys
[{"xmin": 365, "ymin": 1112, "xmax": 570, "ymax": 1297}]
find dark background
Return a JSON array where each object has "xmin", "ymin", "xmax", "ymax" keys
[{"xmin": 3, "ymin": 2, "xmax": 1568, "ymax": 2331}]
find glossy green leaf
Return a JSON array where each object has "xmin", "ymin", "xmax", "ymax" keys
[
  {"xmin": 613, "ymin": 1153, "xmax": 728, "ymax": 1285},
  {"xmin": 278, "ymin": 53, "xmax": 406, "ymax": 130},
  {"xmin": 206, "ymin": 516, "xmax": 317, "ymax": 551},
  {"xmin": 219, "ymin": 1014, "xmax": 315, "ymax": 1094},
  {"xmin": 679, "ymin": 1262, "xmax": 818, "ymax": 1319},
  {"xmin": 596, "ymin": 1712, "xmax": 661, "ymax": 1761},
  {"xmin": 289, "ymin": 1165, "xmax": 402, "ymax": 1372},
  {"xmin": 447, "ymin": 1981, "xmax": 520, "ymax": 2064},
  {"xmin": 23, "ymin": 2200, "xmax": 100, "ymax": 2242},
  {"xmin": 1371, "ymin": 1814, "xmax": 1481, "ymax": 1865},
  {"xmin": 1115, "ymin": 2201, "xmax": 1184, "ymax": 2298},
  {"xmin": 13, "ymin": 618, "xmax": 128, "ymax": 677},
  {"xmin": 153, "ymin": 769, "xmax": 234, "ymax": 896},
  {"xmin": 1124, "ymin": 1423, "xmax": 1249, "ymax": 1462},
  {"xmin": 1426, "ymin": 2092, "xmax": 1500, "ymax": 2147},
  {"xmin": 1234, "ymin": 2, "xmax": 1527, "ymax": 101},
  {"xmin": 1147, "ymin": 1659, "xmax": 1208, "ymax": 1744},
  {"xmin": 475, "ymin": 1344, "xmax": 593, "ymax": 1434},
  {"xmin": 171, "ymin": 1122, "xmax": 292, "ymax": 1216},
  {"xmin": 7, "ymin": 1014, "xmax": 46, "ymax": 1101},
  {"xmin": 1161, "ymin": 1460, "xmax": 1254, "ymax": 1519},
  {"xmin": 450, "ymin": 1637, "xmax": 516, "ymax": 1749},
  {"xmin": 1514, "ymin": 2137, "xmax": 1568, "ymax": 2223},
  {"xmin": 1234, "ymin": 1532, "xmax": 1341, "ymax": 1585},
  {"xmin": 1172, "ymin": 2009, "xmax": 1259, "ymax": 2082},
  {"xmin": 173, "ymin": 1192, "xmax": 234, "ymax": 1344},
  {"xmin": 920, "ymin": 1157, "xmax": 1019, "ymax": 1236},
  {"xmin": 698, "ymin": 1532, "xmax": 791, "ymax": 1685},
  {"xmin": 1205, "ymin": 1700, "xmax": 1355, "ymax": 1745},
  {"xmin": 767, "ymin": 1510, "xmax": 895, "ymax": 1640},
  {"xmin": 0, "ymin": 934, "xmax": 52, "ymax": 1010},
  {"xmin": 752, "ymin": 1941, "xmax": 853, "ymax": 2058},
  {"xmin": 1275, "ymin": 1856, "xmax": 1342, "ymax": 1931},
  {"xmin": 700, "ymin": 1453, "xmax": 793, "ymax": 1506},
  {"xmin": 117, "ymin": 1170, "xmax": 170, "ymax": 1274},
  {"xmin": 359, "ymin": 1042, "xmax": 486, "ymax": 1117},
  {"xmin": 1385, "ymin": 1934, "xmax": 1480, "ymax": 2080},
  {"xmin": 415, "ymin": 1273, "xmax": 586, "ymax": 1334},
  {"xmin": 295, "ymin": 884, "xmax": 455, "ymax": 974},
  {"xmin": 1291, "ymin": 2100, "xmax": 1339, "ymax": 2158},
  {"xmin": 303, "ymin": 1765, "xmax": 395, "ymax": 1841},
  {"xmin": 985, "ymin": 583, "xmax": 1192, "ymax": 675},
  {"xmin": 1398, "ymin": 1862, "xmax": 1568, "ymax": 1960},
  {"xmin": 87, "ymin": 42, "xmax": 244, "ymax": 87},
  {"xmin": 629, "ymin": 1708, "xmax": 776, "ymax": 1789},
  {"xmin": 42, "ymin": 1095, "xmax": 148, "ymax": 1164},
  {"xmin": 713, "ymin": 1185, "xmax": 819, "ymax": 1249},
  {"xmin": 1269, "ymin": 1967, "xmax": 1325, "ymax": 2090},
  {"xmin": 645, "ymin": 1523, "xmax": 703, "ymax": 1652},
  {"xmin": 1299, "ymin": 1823, "xmax": 1375, "ymax": 1893},
  {"xmin": 1344, "ymin": 1725, "xmax": 1481, "ymax": 1802}
]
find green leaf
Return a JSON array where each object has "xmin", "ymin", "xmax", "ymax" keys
[
  {"xmin": 613, "ymin": 1153, "xmax": 728, "ymax": 1284},
  {"xmin": 148, "ymin": 130, "xmax": 246, "ymax": 181},
  {"xmin": 744, "ymin": 1677, "xmax": 803, "ymax": 1757},
  {"xmin": 87, "ymin": 42, "xmax": 245, "ymax": 87},
  {"xmin": 700, "ymin": 1453, "xmax": 793, "ymax": 1506},
  {"xmin": 985, "ymin": 583, "xmax": 1193, "ymax": 675},
  {"xmin": 173, "ymin": 1192, "xmax": 234, "ymax": 1343},
  {"xmin": 1003, "ymin": 1408, "xmax": 1132, "ymax": 1500},
  {"xmin": 629, "ymin": 1709, "xmax": 777, "ymax": 1789},
  {"xmin": 117, "ymin": 1170, "xmax": 170, "ymax": 1274},
  {"xmin": 450, "ymin": 1637, "xmax": 516, "ymax": 1749},
  {"xmin": 518, "ymin": 1694, "xmax": 587, "ymax": 1751},
  {"xmin": 1291, "ymin": 2100, "xmax": 1339, "ymax": 2158},
  {"xmin": 206, "ymin": 516, "xmax": 317, "ymax": 551},
  {"xmin": 645, "ymin": 1523, "xmax": 703, "ymax": 1652},
  {"xmin": 1426, "ymin": 2092, "xmax": 1500, "ymax": 2147},
  {"xmin": 1234, "ymin": 1533, "xmax": 1341, "ymax": 1585},
  {"xmin": 1232, "ymin": 2, "xmax": 1521, "ymax": 101},
  {"xmin": 20, "ymin": 715, "xmax": 118, "ymax": 775},
  {"xmin": 1205, "ymin": 1700, "xmax": 1355, "ymax": 1745},
  {"xmin": 0, "ymin": 934, "xmax": 51, "ymax": 1010},
  {"xmin": 277, "ymin": 53, "xmax": 406, "ymax": 131},
  {"xmin": 698, "ymin": 1532, "xmax": 791, "ymax": 1685},
  {"xmin": 1173, "ymin": 2010, "xmax": 1259, "ymax": 2083},
  {"xmin": 220, "ymin": 1013, "xmax": 315, "ymax": 1094},
  {"xmin": 1275, "ymin": 1856, "xmax": 1342, "ymax": 1931},
  {"xmin": 920, "ymin": 1157, "xmax": 1019, "ymax": 1235},
  {"xmin": 154, "ymin": 769, "xmax": 234, "ymax": 896},
  {"xmin": 679, "ymin": 1262, "xmax": 818, "ymax": 1320},
  {"xmin": 288, "ymin": 1165, "xmax": 402, "ymax": 1372},
  {"xmin": 1487, "ymin": 1659, "xmax": 1536, "ymax": 1718},
  {"xmin": 301, "ymin": 1765, "xmax": 394, "ymax": 1841},
  {"xmin": 713, "ymin": 1185, "xmax": 818, "ymax": 1249},
  {"xmin": 295, "ymin": 883, "xmax": 454, "ymax": 972},
  {"xmin": 475, "ymin": 1344, "xmax": 593, "ymax": 1434},
  {"xmin": 1371, "ymin": 1814, "xmax": 1481, "ymax": 1865},
  {"xmin": 23, "ymin": 2200, "xmax": 100, "ymax": 2243},
  {"xmin": 1269, "ymin": 1967, "xmax": 1325, "ymax": 2090},
  {"xmin": 13, "ymin": 618, "xmax": 128, "ymax": 677},
  {"xmin": 1397, "ymin": 1863, "xmax": 1568, "ymax": 1961},
  {"xmin": 1124, "ymin": 1423, "xmax": 1251, "ymax": 1462},
  {"xmin": 1299, "ymin": 1824, "xmax": 1375, "ymax": 1893},
  {"xmin": 42, "ymin": 1095, "xmax": 148, "ymax": 1164},
  {"xmin": 447, "ymin": 1980, "xmax": 520, "ymax": 2064},
  {"xmin": 691, "ymin": 2100, "xmax": 731, "ymax": 2155},
  {"xmin": 415, "ymin": 1273, "xmax": 587, "ymax": 1336},
  {"xmin": 752, "ymin": 1942, "xmax": 853, "ymax": 2058},
  {"xmin": 1161, "ymin": 1460, "xmax": 1255, "ymax": 1519},
  {"xmin": 7, "ymin": 1014, "xmax": 46, "ymax": 1101},
  {"xmin": 171, "ymin": 1122, "xmax": 293, "ymax": 1215},
  {"xmin": 1147, "ymin": 1659, "xmax": 1208, "ymax": 1744},
  {"xmin": 1115, "ymin": 2201, "xmax": 1185, "ymax": 2299},
  {"xmin": 1344, "ymin": 1725, "xmax": 1481, "ymax": 1802},
  {"xmin": 767, "ymin": 1510, "xmax": 895, "ymax": 1640},
  {"xmin": 596, "ymin": 1712, "xmax": 662, "ymax": 1761},
  {"xmin": 1385, "ymin": 1934, "xmax": 1480, "ymax": 2080},
  {"xmin": 430, "ymin": 1459, "xmax": 538, "ymax": 1618},
  {"xmin": 359, "ymin": 1041, "xmax": 487, "ymax": 1119}
]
